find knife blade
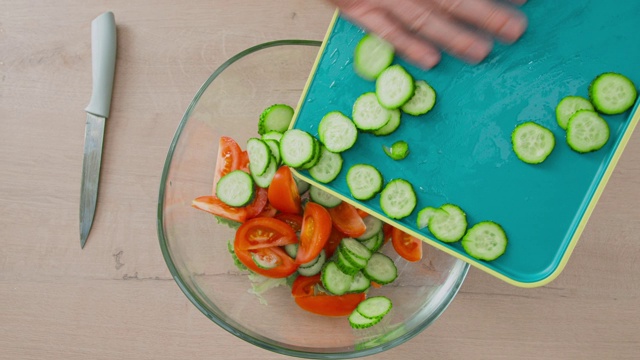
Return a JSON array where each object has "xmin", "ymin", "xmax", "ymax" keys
[{"xmin": 80, "ymin": 12, "xmax": 117, "ymax": 248}]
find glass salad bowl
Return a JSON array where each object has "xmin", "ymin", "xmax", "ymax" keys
[{"xmin": 157, "ymin": 40, "xmax": 469, "ymax": 359}]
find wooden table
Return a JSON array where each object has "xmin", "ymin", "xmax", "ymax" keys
[{"xmin": 2, "ymin": 1, "xmax": 639, "ymax": 359}]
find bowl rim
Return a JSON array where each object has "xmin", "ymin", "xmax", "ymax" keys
[{"xmin": 157, "ymin": 39, "xmax": 470, "ymax": 359}]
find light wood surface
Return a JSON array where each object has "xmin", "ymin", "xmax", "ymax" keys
[{"xmin": 1, "ymin": 1, "xmax": 639, "ymax": 359}]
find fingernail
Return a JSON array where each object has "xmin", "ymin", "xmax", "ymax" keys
[
  {"xmin": 465, "ymin": 41, "xmax": 492, "ymax": 63},
  {"xmin": 500, "ymin": 15, "xmax": 528, "ymax": 43}
]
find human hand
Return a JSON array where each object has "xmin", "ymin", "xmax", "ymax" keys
[{"xmin": 326, "ymin": 0, "xmax": 528, "ymax": 69}]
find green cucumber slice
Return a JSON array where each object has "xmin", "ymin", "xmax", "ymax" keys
[
  {"xmin": 589, "ymin": 72, "xmax": 637, "ymax": 115},
  {"xmin": 511, "ymin": 121, "xmax": 555, "ymax": 164},
  {"xmin": 375, "ymin": 64, "xmax": 415, "ymax": 109},
  {"xmin": 461, "ymin": 221, "xmax": 508, "ymax": 261},
  {"xmin": 566, "ymin": 110, "xmax": 610, "ymax": 153},
  {"xmin": 215, "ymin": 170, "xmax": 255, "ymax": 207}
]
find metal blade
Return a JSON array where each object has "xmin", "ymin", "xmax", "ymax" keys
[{"xmin": 80, "ymin": 113, "xmax": 106, "ymax": 248}]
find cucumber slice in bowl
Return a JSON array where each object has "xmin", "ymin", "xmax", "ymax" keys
[
  {"xmin": 589, "ymin": 72, "xmax": 637, "ymax": 115},
  {"xmin": 279, "ymin": 129, "xmax": 316, "ymax": 168},
  {"xmin": 511, "ymin": 121, "xmax": 555, "ymax": 164},
  {"xmin": 566, "ymin": 110, "xmax": 610, "ymax": 153},
  {"xmin": 247, "ymin": 138, "xmax": 272, "ymax": 176},
  {"xmin": 308, "ymin": 146, "xmax": 343, "ymax": 184},
  {"xmin": 258, "ymin": 104, "xmax": 294, "ymax": 135},
  {"xmin": 215, "ymin": 170, "xmax": 255, "ymax": 207}
]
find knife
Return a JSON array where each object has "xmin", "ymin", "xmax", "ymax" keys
[{"xmin": 80, "ymin": 12, "xmax": 117, "ymax": 248}]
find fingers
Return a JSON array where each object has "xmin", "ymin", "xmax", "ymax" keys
[
  {"xmin": 337, "ymin": 2, "xmax": 442, "ymax": 68},
  {"xmin": 395, "ymin": 0, "xmax": 493, "ymax": 63},
  {"xmin": 431, "ymin": 0, "xmax": 528, "ymax": 43}
]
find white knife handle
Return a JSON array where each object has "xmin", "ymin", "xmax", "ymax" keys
[{"xmin": 85, "ymin": 12, "xmax": 117, "ymax": 118}]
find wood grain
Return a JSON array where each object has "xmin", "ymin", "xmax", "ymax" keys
[{"xmin": 1, "ymin": 1, "xmax": 639, "ymax": 359}]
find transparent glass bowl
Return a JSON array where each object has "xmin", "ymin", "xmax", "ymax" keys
[{"xmin": 157, "ymin": 40, "xmax": 469, "ymax": 359}]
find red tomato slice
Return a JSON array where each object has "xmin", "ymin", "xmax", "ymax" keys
[
  {"xmin": 327, "ymin": 202, "xmax": 366, "ymax": 238},
  {"xmin": 324, "ymin": 228, "xmax": 346, "ymax": 258},
  {"xmin": 274, "ymin": 213, "xmax": 303, "ymax": 232},
  {"xmin": 212, "ymin": 136, "xmax": 244, "ymax": 194},
  {"xmin": 268, "ymin": 166, "xmax": 301, "ymax": 214},
  {"xmin": 295, "ymin": 202, "xmax": 332, "ymax": 264},
  {"xmin": 234, "ymin": 245, "xmax": 299, "ymax": 278},
  {"xmin": 235, "ymin": 217, "xmax": 298, "ymax": 250},
  {"xmin": 256, "ymin": 202, "xmax": 278, "ymax": 218},
  {"xmin": 192, "ymin": 195, "xmax": 248, "ymax": 223},
  {"xmin": 391, "ymin": 227, "xmax": 423, "ymax": 262},
  {"xmin": 356, "ymin": 208, "xmax": 369, "ymax": 218},
  {"xmin": 291, "ymin": 275, "xmax": 365, "ymax": 317},
  {"xmin": 244, "ymin": 187, "xmax": 268, "ymax": 219},
  {"xmin": 382, "ymin": 223, "xmax": 394, "ymax": 245}
]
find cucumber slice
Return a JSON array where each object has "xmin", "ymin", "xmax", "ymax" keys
[
  {"xmin": 555, "ymin": 96, "xmax": 594, "ymax": 130},
  {"xmin": 308, "ymin": 146, "xmax": 343, "ymax": 184},
  {"xmin": 336, "ymin": 250, "xmax": 362, "ymax": 275},
  {"xmin": 346, "ymin": 164, "xmax": 384, "ymax": 201},
  {"xmin": 284, "ymin": 243, "xmax": 298, "ymax": 258},
  {"xmin": 251, "ymin": 155, "xmax": 277, "ymax": 188},
  {"xmin": 348, "ymin": 271, "xmax": 371, "ymax": 293},
  {"xmin": 261, "ymin": 130, "xmax": 283, "ymax": 142},
  {"xmin": 309, "ymin": 185, "xmax": 342, "ymax": 208},
  {"xmin": 372, "ymin": 109, "xmax": 401, "ymax": 136},
  {"xmin": 251, "ymin": 250, "xmax": 279, "ymax": 269},
  {"xmin": 362, "ymin": 253, "xmax": 397, "ymax": 285},
  {"xmin": 461, "ymin": 221, "xmax": 508, "ymax": 261},
  {"xmin": 321, "ymin": 261, "xmax": 354, "ymax": 295},
  {"xmin": 318, "ymin": 111, "xmax": 358, "ymax": 153},
  {"xmin": 340, "ymin": 238, "xmax": 373, "ymax": 261},
  {"xmin": 353, "ymin": 33, "xmax": 394, "ymax": 80},
  {"xmin": 293, "ymin": 175, "xmax": 310, "ymax": 195},
  {"xmin": 356, "ymin": 296, "xmax": 392, "ymax": 319},
  {"xmin": 258, "ymin": 104, "xmax": 294, "ymax": 135},
  {"xmin": 379, "ymin": 179, "xmax": 417, "ymax": 219},
  {"xmin": 401, "ymin": 80, "xmax": 436, "ymax": 116},
  {"xmin": 215, "ymin": 170, "xmax": 255, "ymax": 207},
  {"xmin": 247, "ymin": 138, "xmax": 272, "ymax": 176},
  {"xmin": 511, "ymin": 122, "xmax": 555, "ymax": 164},
  {"xmin": 360, "ymin": 231, "xmax": 384, "ymax": 253},
  {"xmin": 299, "ymin": 138, "xmax": 321, "ymax": 170},
  {"xmin": 298, "ymin": 250, "xmax": 326, "ymax": 276},
  {"xmin": 566, "ymin": 110, "xmax": 610, "ymax": 153},
  {"xmin": 263, "ymin": 139, "xmax": 281, "ymax": 165},
  {"xmin": 349, "ymin": 309, "xmax": 382, "ymax": 329},
  {"xmin": 356, "ymin": 215, "xmax": 383, "ymax": 241},
  {"xmin": 589, "ymin": 72, "xmax": 637, "ymax": 115},
  {"xmin": 428, "ymin": 204, "xmax": 468, "ymax": 243},
  {"xmin": 416, "ymin": 206, "xmax": 438, "ymax": 229},
  {"xmin": 352, "ymin": 92, "xmax": 392, "ymax": 131},
  {"xmin": 383, "ymin": 140, "xmax": 409, "ymax": 160},
  {"xmin": 376, "ymin": 64, "xmax": 415, "ymax": 109},
  {"xmin": 279, "ymin": 129, "xmax": 316, "ymax": 168}
]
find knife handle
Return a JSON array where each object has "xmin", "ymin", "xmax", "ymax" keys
[{"xmin": 85, "ymin": 12, "xmax": 117, "ymax": 118}]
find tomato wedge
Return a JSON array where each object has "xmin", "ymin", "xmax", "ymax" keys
[
  {"xmin": 268, "ymin": 166, "xmax": 301, "ymax": 214},
  {"xmin": 324, "ymin": 228, "xmax": 346, "ymax": 258},
  {"xmin": 234, "ymin": 245, "xmax": 299, "ymax": 278},
  {"xmin": 391, "ymin": 227, "xmax": 423, "ymax": 262},
  {"xmin": 296, "ymin": 202, "xmax": 332, "ymax": 264},
  {"xmin": 192, "ymin": 195, "xmax": 248, "ymax": 223},
  {"xmin": 244, "ymin": 187, "xmax": 268, "ymax": 219},
  {"xmin": 382, "ymin": 223, "xmax": 394, "ymax": 245},
  {"xmin": 327, "ymin": 202, "xmax": 366, "ymax": 238},
  {"xmin": 356, "ymin": 208, "xmax": 369, "ymax": 218},
  {"xmin": 274, "ymin": 213, "xmax": 303, "ymax": 232},
  {"xmin": 291, "ymin": 275, "xmax": 365, "ymax": 316},
  {"xmin": 235, "ymin": 217, "xmax": 298, "ymax": 250},
  {"xmin": 212, "ymin": 136, "xmax": 245, "ymax": 194},
  {"xmin": 256, "ymin": 202, "xmax": 277, "ymax": 218}
]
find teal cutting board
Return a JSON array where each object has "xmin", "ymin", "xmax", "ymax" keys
[{"xmin": 290, "ymin": 0, "xmax": 640, "ymax": 287}]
